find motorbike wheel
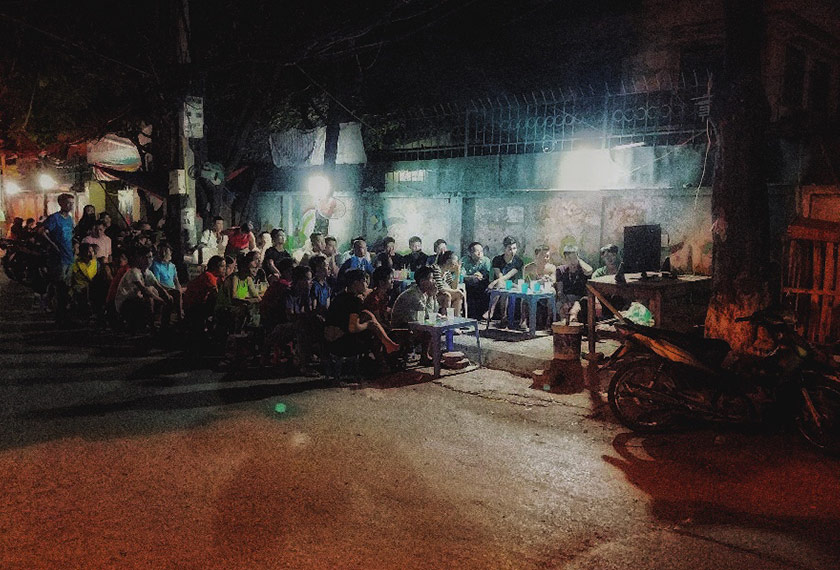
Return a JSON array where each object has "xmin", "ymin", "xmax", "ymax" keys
[
  {"xmin": 795, "ymin": 384, "xmax": 840, "ymax": 455},
  {"xmin": 608, "ymin": 358, "xmax": 679, "ymax": 433}
]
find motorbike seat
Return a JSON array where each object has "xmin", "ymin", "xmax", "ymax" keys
[{"xmin": 624, "ymin": 323, "xmax": 732, "ymax": 369}]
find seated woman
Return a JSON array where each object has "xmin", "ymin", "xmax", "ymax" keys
[
  {"xmin": 70, "ymin": 242, "xmax": 99, "ymax": 317},
  {"xmin": 324, "ymin": 269, "xmax": 399, "ymax": 362},
  {"xmin": 430, "ymin": 250, "xmax": 463, "ymax": 317},
  {"xmin": 216, "ymin": 250, "xmax": 262, "ymax": 333}
]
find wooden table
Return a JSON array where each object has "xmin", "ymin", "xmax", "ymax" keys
[
  {"xmin": 486, "ymin": 289, "xmax": 557, "ymax": 337},
  {"xmin": 407, "ymin": 316, "xmax": 482, "ymax": 378},
  {"xmin": 585, "ymin": 273, "xmax": 712, "ymax": 356}
]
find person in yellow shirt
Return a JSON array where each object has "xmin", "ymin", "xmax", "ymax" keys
[{"xmin": 71, "ymin": 242, "xmax": 99, "ymax": 316}]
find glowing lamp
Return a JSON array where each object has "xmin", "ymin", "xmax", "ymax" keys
[
  {"xmin": 307, "ymin": 174, "xmax": 331, "ymax": 201},
  {"xmin": 38, "ymin": 173, "xmax": 58, "ymax": 190},
  {"xmin": 3, "ymin": 180, "xmax": 22, "ymax": 195}
]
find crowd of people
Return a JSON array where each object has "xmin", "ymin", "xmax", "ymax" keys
[{"xmin": 5, "ymin": 196, "xmax": 623, "ymax": 377}]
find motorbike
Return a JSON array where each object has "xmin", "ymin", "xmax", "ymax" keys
[
  {"xmin": 0, "ymin": 238, "xmax": 52, "ymax": 294},
  {"xmin": 606, "ymin": 308, "xmax": 840, "ymax": 455}
]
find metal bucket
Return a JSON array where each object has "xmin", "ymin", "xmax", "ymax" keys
[{"xmin": 552, "ymin": 322, "xmax": 583, "ymax": 360}]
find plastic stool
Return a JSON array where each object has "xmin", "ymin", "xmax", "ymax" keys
[{"xmin": 327, "ymin": 353, "xmax": 361, "ymax": 384}]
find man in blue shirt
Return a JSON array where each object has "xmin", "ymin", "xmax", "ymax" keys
[
  {"xmin": 339, "ymin": 237, "xmax": 375, "ymax": 275},
  {"xmin": 43, "ymin": 193, "xmax": 76, "ymax": 325}
]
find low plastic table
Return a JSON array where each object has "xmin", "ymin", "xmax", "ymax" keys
[
  {"xmin": 407, "ymin": 316, "xmax": 482, "ymax": 378},
  {"xmin": 487, "ymin": 289, "xmax": 557, "ymax": 337}
]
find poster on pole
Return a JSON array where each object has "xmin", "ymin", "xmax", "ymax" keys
[{"xmin": 184, "ymin": 97, "xmax": 204, "ymax": 139}]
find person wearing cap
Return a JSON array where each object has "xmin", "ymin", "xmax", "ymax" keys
[
  {"xmin": 555, "ymin": 245, "xmax": 592, "ymax": 323},
  {"xmin": 591, "ymin": 244, "xmax": 626, "ymax": 318},
  {"xmin": 592, "ymin": 244, "xmax": 620, "ymax": 278}
]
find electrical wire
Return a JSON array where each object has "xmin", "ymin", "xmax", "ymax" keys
[
  {"xmin": 293, "ymin": 63, "xmax": 374, "ymax": 129},
  {"xmin": 694, "ymin": 118, "xmax": 713, "ymax": 210}
]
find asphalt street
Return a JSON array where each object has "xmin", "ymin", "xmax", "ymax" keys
[{"xmin": 0, "ymin": 273, "xmax": 838, "ymax": 569}]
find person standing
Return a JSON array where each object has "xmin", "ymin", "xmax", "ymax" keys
[
  {"xmin": 44, "ymin": 193, "xmax": 76, "ymax": 326},
  {"xmin": 197, "ymin": 216, "xmax": 229, "ymax": 264}
]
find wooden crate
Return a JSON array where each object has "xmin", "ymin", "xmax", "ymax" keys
[{"xmin": 783, "ymin": 217, "xmax": 840, "ymax": 344}]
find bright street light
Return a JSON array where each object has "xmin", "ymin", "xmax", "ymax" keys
[
  {"xmin": 38, "ymin": 173, "xmax": 58, "ymax": 190},
  {"xmin": 307, "ymin": 174, "xmax": 331, "ymax": 201}
]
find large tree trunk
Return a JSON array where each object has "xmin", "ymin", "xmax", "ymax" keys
[{"xmin": 704, "ymin": 0, "xmax": 771, "ymax": 352}]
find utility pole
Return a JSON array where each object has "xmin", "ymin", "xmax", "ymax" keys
[{"xmin": 167, "ymin": 0, "xmax": 199, "ymax": 268}]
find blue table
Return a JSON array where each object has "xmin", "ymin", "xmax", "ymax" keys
[
  {"xmin": 407, "ymin": 316, "xmax": 481, "ymax": 378},
  {"xmin": 487, "ymin": 289, "xmax": 557, "ymax": 337}
]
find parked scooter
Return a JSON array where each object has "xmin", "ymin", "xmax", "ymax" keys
[
  {"xmin": 606, "ymin": 308, "xmax": 840, "ymax": 455},
  {"xmin": 0, "ymin": 238, "xmax": 51, "ymax": 294}
]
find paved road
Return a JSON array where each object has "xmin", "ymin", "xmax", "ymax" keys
[{"xmin": 0, "ymin": 274, "xmax": 838, "ymax": 569}]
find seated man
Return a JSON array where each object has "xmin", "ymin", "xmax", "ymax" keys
[
  {"xmin": 183, "ymin": 255, "xmax": 226, "ymax": 337},
  {"xmin": 555, "ymin": 245, "xmax": 593, "ymax": 323},
  {"xmin": 427, "ymin": 238, "xmax": 447, "ymax": 266},
  {"xmin": 295, "ymin": 231, "xmax": 326, "ymax": 265},
  {"xmin": 150, "ymin": 242, "xmax": 184, "ymax": 326},
  {"xmin": 592, "ymin": 244, "xmax": 620, "ymax": 278},
  {"xmin": 263, "ymin": 265, "xmax": 321, "ymax": 371},
  {"xmin": 114, "ymin": 245, "xmax": 173, "ymax": 333},
  {"xmin": 262, "ymin": 228, "xmax": 291, "ymax": 279},
  {"xmin": 591, "ymin": 244, "xmax": 625, "ymax": 318},
  {"xmin": 363, "ymin": 266, "xmax": 394, "ymax": 328},
  {"xmin": 430, "ymin": 251, "xmax": 464, "ymax": 317},
  {"xmin": 461, "ymin": 241, "xmax": 492, "ymax": 318},
  {"xmin": 521, "ymin": 245, "xmax": 556, "ymax": 328},
  {"xmin": 324, "ymin": 269, "xmax": 399, "ymax": 361},
  {"xmin": 391, "ymin": 266, "xmax": 440, "ymax": 362},
  {"xmin": 309, "ymin": 255, "xmax": 332, "ymax": 316},
  {"xmin": 338, "ymin": 236, "xmax": 375, "ymax": 279},
  {"xmin": 487, "ymin": 235, "xmax": 524, "ymax": 327},
  {"xmin": 401, "ymin": 236, "xmax": 428, "ymax": 273},
  {"xmin": 322, "ymin": 236, "xmax": 341, "ymax": 284},
  {"xmin": 375, "ymin": 236, "xmax": 402, "ymax": 270}
]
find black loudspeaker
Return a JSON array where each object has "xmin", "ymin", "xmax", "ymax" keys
[{"xmin": 623, "ymin": 224, "xmax": 661, "ymax": 273}]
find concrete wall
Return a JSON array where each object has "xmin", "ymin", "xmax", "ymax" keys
[{"xmin": 251, "ymin": 145, "xmax": 795, "ymax": 271}]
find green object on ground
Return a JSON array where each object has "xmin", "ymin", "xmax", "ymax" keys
[
  {"xmin": 274, "ymin": 402, "xmax": 287, "ymax": 414},
  {"xmin": 543, "ymin": 384, "xmax": 552, "ymax": 391}
]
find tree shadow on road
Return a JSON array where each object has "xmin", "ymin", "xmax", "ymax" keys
[{"xmin": 603, "ymin": 430, "xmax": 840, "ymax": 565}]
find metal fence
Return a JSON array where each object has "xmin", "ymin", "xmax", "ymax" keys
[{"xmin": 375, "ymin": 72, "xmax": 712, "ymax": 161}]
